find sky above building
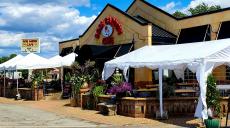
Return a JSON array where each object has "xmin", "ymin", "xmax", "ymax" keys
[{"xmin": 0, "ymin": 0, "xmax": 229, "ymax": 58}]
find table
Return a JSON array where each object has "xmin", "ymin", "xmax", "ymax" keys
[
  {"xmin": 175, "ymin": 89, "xmax": 197, "ymax": 97},
  {"xmin": 136, "ymin": 88, "xmax": 158, "ymax": 92},
  {"xmin": 176, "ymin": 83, "xmax": 199, "ymax": 91},
  {"xmin": 217, "ymin": 85, "xmax": 230, "ymax": 96},
  {"xmin": 176, "ymin": 83, "xmax": 198, "ymax": 86}
]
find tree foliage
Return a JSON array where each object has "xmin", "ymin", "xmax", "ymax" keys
[
  {"xmin": 172, "ymin": 11, "xmax": 188, "ymax": 18},
  {"xmin": 0, "ymin": 54, "xmax": 17, "ymax": 64},
  {"xmin": 188, "ymin": 3, "xmax": 221, "ymax": 16},
  {"xmin": 173, "ymin": 3, "xmax": 221, "ymax": 18}
]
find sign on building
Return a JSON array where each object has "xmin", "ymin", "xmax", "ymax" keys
[{"xmin": 21, "ymin": 38, "xmax": 40, "ymax": 53}]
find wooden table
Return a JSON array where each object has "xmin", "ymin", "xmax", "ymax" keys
[
  {"xmin": 136, "ymin": 88, "xmax": 158, "ymax": 92},
  {"xmin": 175, "ymin": 89, "xmax": 197, "ymax": 97},
  {"xmin": 176, "ymin": 83, "xmax": 198, "ymax": 86}
]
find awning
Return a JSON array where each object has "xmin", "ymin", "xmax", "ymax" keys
[
  {"xmin": 78, "ymin": 43, "xmax": 134, "ymax": 63},
  {"xmin": 218, "ymin": 21, "xmax": 230, "ymax": 39},
  {"xmin": 74, "ymin": 46, "xmax": 80, "ymax": 54},
  {"xmin": 114, "ymin": 43, "xmax": 133, "ymax": 57},
  {"xmin": 152, "ymin": 24, "xmax": 177, "ymax": 45},
  {"xmin": 60, "ymin": 47, "xmax": 73, "ymax": 57},
  {"xmin": 177, "ymin": 25, "xmax": 210, "ymax": 44}
]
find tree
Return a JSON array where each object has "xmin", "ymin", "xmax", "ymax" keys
[
  {"xmin": 173, "ymin": 3, "xmax": 221, "ymax": 18},
  {"xmin": 172, "ymin": 11, "xmax": 187, "ymax": 18},
  {"xmin": 0, "ymin": 54, "xmax": 17, "ymax": 64},
  {"xmin": 188, "ymin": 3, "xmax": 221, "ymax": 15}
]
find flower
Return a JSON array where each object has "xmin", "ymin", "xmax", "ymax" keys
[{"xmin": 107, "ymin": 82, "xmax": 132, "ymax": 95}]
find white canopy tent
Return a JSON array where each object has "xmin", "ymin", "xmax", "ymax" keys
[
  {"xmin": 16, "ymin": 53, "xmax": 50, "ymax": 70},
  {"xmin": 61, "ymin": 53, "xmax": 78, "ymax": 67},
  {"xmin": 0, "ymin": 54, "xmax": 24, "ymax": 97},
  {"xmin": 0, "ymin": 52, "xmax": 77, "ymax": 97},
  {"xmin": 102, "ymin": 38, "xmax": 230, "ymax": 119},
  {"xmin": 48, "ymin": 53, "xmax": 77, "ymax": 68},
  {"xmin": 0, "ymin": 54, "xmax": 24, "ymax": 71},
  {"xmin": 48, "ymin": 53, "xmax": 77, "ymax": 95},
  {"xmin": 48, "ymin": 55, "xmax": 63, "ymax": 68}
]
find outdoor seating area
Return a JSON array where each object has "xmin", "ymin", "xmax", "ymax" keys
[{"xmin": 0, "ymin": 52, "xmax": 76, "ymax": 101}]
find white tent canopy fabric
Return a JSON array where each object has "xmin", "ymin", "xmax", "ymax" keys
[
  {"xmin": 0, "ymin": 54, "xmax": 24, "ymax": 71},
  {"xmin": 62, "ymin": 53, "xmax": 77, "ymax": 67},
  {"xmin": 16, "ymin": 53, "xmax": 51, "ymax": 70},
  {"xmin": 102, "ymin": 38, "xmax": 230, "ymax": 119},
  {"xmin": 48, "ymin": 55, "xmax": 63, "ymax": 68}
]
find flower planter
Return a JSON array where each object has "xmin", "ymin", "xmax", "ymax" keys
[
  {"xmin": 70, "ymin": 97, "xmax": 77, "ymax": 107},
  {"xmin": 204, "ymin": 119, "xmax": 220, "ymax": 128}
]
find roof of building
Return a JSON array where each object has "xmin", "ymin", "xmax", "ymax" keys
[
  {"xmin": 79, "ymin": 4, "xmax": 149, "ymax": 38},
  {"xmin": 59, "ymin": 38, "xmax": 79, "ymax": 44},
  {"xmin": 127, "ymin": 0, "xmax": 230, "ymax": 20}
]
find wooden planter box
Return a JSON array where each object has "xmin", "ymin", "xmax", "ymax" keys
[
  {"xmin": 89, "ymin": 95, "xmax": 229, "ymax": 118},
  {"xmin": 18, "ymin": 88, "xmax": 44, "ymax": 101}
]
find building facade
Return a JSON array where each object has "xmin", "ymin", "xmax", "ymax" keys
[{"xmin": 59, "ymin": 0, "xmax": 230, "ymax": 83}]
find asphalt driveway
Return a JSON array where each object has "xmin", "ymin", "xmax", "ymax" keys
[{"xmin": 0, "ymin": 103, "xmax": 109, "ymax": 127}]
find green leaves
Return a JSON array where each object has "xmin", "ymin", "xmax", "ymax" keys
[
  {"xmin": 0, "ymin": 54, "xmax": 17, "ymax": 64},
  {"xmin": 30, "ymin": 70, "xmax": 44, "ymax": 88},
  {"xmin": 172, "ymin": 11, "xmax": 187, "ymax": 18},
  {"xmin": 206, "ymin": 74, "xmax": 221, "ymax": 117},
  {"xmin": 188, "ymin": 3, "xmax": 221, "ymax": 16},
  {"xmin": 173, "ymin": 3, "xmax": 221, "ymax": 18}
]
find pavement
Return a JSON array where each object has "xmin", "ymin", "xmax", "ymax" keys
[
  {"xmin": 0, "ymin": 97, "xmax": 203, "ymax": 127},
  {"xmin": 0, "ymin": 103, "xmax": 109, "ymax": 127}
]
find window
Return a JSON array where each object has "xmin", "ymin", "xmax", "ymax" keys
[
  {"xmin": 184, "ymin": 68, "xmax": 196, "ymax": 82},
  {"xmin": 218, "ymin": 21, "xmax": 230, "ymax": 39},
  {"xmin": 177, "ymin": 25, "xmax": 210, "ymax": 44},
  {"xmin": 226, "ymin": 66, "xmax": 230, "ymax": 80}
]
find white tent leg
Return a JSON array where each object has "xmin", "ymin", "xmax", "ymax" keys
[
  {"xmin": 159, "ymin": 67, "xmax": 163, "ymax": 118},
  {"xmin": 16, "ymin": 69, "xmax": 19, "ymax": 94},
  {"xmin": 3, "ymin": 70, "xmax": 6, "ymax": 97},
  {"xmin": 61, "ymin": 67, "xmax": 64, "ymax": 96}
]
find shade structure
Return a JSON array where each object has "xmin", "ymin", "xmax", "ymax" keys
[
  {"xmin": 16, "ymin": 53, "xmax": 50, "ymax": 70},
  {"xmin": 0, "ymin": 54, "xmax": 24, "ymax": 71},
  {"xmin": 102, "ymin": 38, "xmax": 230, "ymax": 119},
  {"xmin": 62, "ymin": 53, "xmax": 77, "ymax": 67},
  {"xmin": 48, "ymin": 55, "xmax": 63, "ymax": 68}
]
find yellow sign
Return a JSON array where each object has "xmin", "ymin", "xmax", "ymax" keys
[{"xmin": 21, "ymin": 38, "xmax": 40, "ymax": 53}]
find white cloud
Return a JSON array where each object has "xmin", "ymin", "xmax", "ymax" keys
[
  {"xmin": 0, "ymin": 1, "xmax": 96, "ymax": 57},
  {"xmin": 161, "ymin": 1, "xmax": 181, "ymax": 14},
  {"xmin": 0, "ymin": 0, "xmax": 90, "ymax": 7},
  {"xmin": 162, "ymin": 2, "xmax": 176, "ymax": 11},
  {"xmin": 178, "ymin": 0, "xmax": 230, "ymax": 14},
  {"xmin": 188, "ymin": 0, "xmax": 230, "ymax": 8}
]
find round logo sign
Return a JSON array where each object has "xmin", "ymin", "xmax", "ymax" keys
[{"xmin": 101, "ymin": 24, "xmax": 113, "ymax": 37}]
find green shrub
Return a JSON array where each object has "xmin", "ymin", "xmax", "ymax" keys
[{"xmin": 206, "ymin": 74, "xmax": 221, "ymax": 117}]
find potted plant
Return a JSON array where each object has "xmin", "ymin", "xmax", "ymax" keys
[
  {"xmin": 107, "ymin": 82, "xmax": 132, "ymax": 99},
  {"xmin": 30, "ymin": 70, "xmax": 44, "ymax": 100},
  {"xmin": 205, "ymin": 74, "xmax": 221, "ymax": 128},
  {"xmin": 71, "ymin": 61, "xmax": 99, "ymax": 89},
  {"xmin": 92, "ymin": 80, "xmax": 107, "ymax": 102},
  {"xmin": 70, "ymin": 60, "xmax": 99, "ymax": 107}
]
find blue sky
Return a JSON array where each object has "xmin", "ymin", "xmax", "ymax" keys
[{"xmin": 0, "ymin": 0, "xmax": 229, "ymax": 58}]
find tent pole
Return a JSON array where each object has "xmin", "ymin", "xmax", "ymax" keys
[
  {"xmin": 159, "ymin": 67, "xmax": 163, "ymax": 118},
  {"xmin": 16, "ymin": 69, "xmax": 19, "ymax": 94},
  {"xmin": 3, "ymin": 69, "xmax": 6, "ymax": 97},
  {"xmin": 61, "ymin": 67, "xmax": 64, "ymax": 97}
]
